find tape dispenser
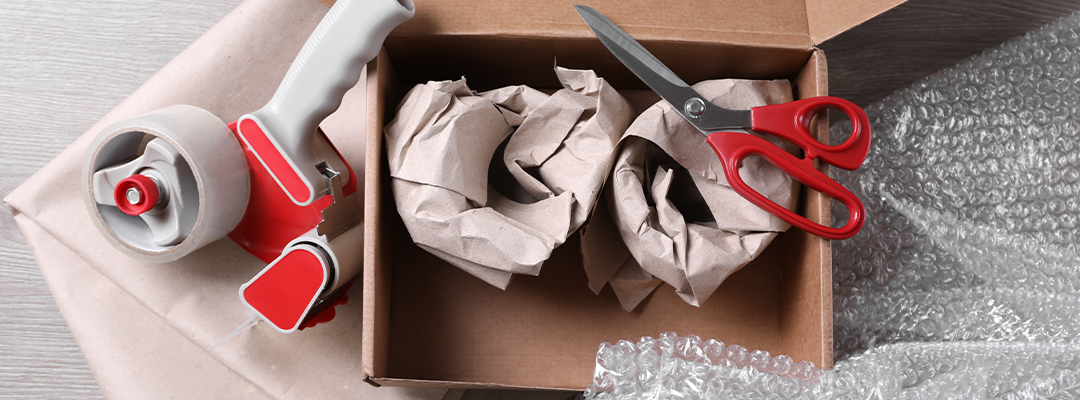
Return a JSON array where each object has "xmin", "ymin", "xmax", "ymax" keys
[{"xmin": 82, "ymin": 0, "xmax": 414, "ymax": 333}]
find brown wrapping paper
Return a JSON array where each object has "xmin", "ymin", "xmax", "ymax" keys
[
  {"xmin": 385, "ymin": 67, "xmax": 632, "ymax": 288},
  {"xmin": 581, "ymin": 79, "xmax": 798, "ymax": 311},
  {"xmin": 2, "ymin": 0, "xmax": 444, "ymax": 398}
]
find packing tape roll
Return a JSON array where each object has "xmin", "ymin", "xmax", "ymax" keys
[{"xmin": 83, "ymin": 105, "xmax": 250, "ymax": 263}]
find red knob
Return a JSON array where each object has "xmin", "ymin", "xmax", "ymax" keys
[{"xmin": 114, "ymin": 174, "xmax": 160, "ymax": 216}]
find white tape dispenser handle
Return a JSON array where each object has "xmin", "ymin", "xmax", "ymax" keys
[{"xmin": 236, "ymin": 0, "xmax": 415, "ymax": 206}]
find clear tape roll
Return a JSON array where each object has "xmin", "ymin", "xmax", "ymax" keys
[{"xmin": 83, "ymin": 105, "xmax": 250, "ymax": 263}]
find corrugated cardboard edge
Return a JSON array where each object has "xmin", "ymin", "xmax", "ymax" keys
[
  {"xmin": 389, "ymin": 0, "xmax": 813, "ymax": 50},
  {"xmin": 806, "ymin": 0, "xmax": 907, "ymax": 44},
  {"xmin": 362, "ymin": 48, "xmax": 395, "ymax": 386},
  {"xmin": 780, "ymin": 48, "xmax": 833, "ymax": 368},
  {"xmin": 369, "ymin": 378, "xmax": 559, "ymax": 391}
]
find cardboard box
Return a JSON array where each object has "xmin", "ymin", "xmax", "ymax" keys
[{"xmin": 359, "ymin": 0, "xmax": 904, "ymax": 390}]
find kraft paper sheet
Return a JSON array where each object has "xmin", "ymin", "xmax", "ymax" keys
[{"xmin": 384, "ymin": 68, "xmax": 632, "ymax": 289}]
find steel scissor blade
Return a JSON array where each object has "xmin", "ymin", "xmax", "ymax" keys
[
  {"xmin": 574, "ymin": 5, "xmax": 749, "ymax": 132},
  {"xmin": 574, "ymin": 5, "xmax": 689, "ymax": 90}
]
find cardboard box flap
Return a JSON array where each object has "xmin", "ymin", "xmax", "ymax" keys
[
  {"xmin": 805, "ymin": 0, "xmax": 905, "ymax": 44},
  {"xmin": 342, "ymin": 0, "xmax": 905, "ymax": 51},
  {"xmin": 392, "ymin": 0, "xmax": 813, "ymax": 49}
]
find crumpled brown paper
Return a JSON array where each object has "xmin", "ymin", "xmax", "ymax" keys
[
  {"xmin": 1, "ymin": 0, "xmax": 445, "ymax": 398},
  {"xmin": 384, "ymin": 67, "xmax": 632, "ymax": 289},
  {"xmin": 581, "ymin": 79, "xmax": 798, "ymax": 311}
]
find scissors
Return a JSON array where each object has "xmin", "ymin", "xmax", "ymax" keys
[{"xmin": 574, "ymin": 5, "xmax": 870, "ymax": 240}]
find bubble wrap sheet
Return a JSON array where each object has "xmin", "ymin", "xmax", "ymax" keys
[{"xmin": 585, "ymin": 10, "xmax": 1080, "ymax": 400}]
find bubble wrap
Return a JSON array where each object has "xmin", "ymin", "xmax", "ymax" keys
[
  {"xmin": 584, "ymin": 333, "xmax": 825, "ymax": 400},
  {"xmin": 830, "ymin": 10, "xmax": 1080, "ymax": 360},
  {"xmin": 587, "ymin": 334, "xmax": 1080, "ymax": 399},
  {"xmin": 586, "ymin": 10, "xmax": 1080, "ymax": 400}
]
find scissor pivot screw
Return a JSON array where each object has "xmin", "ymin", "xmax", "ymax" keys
[{"xmin": 685, "ymin": 98, "xmax": 706, "ymax": 118}]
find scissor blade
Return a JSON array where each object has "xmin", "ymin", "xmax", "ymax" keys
[
  {"xmin": 574, "ymin": 6, "xmax": 689, "ymax": 90},
  {"xmin": 574, "ymin": 5, "xmax": 748, "ymax": 132}
]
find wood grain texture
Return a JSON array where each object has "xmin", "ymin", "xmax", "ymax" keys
[
  {"xmin": 822, "ymin": 0, "xmax": 1080, "ymax": 108},
  {"xmin": 0, "ymin": 1, "xmax": 242, "ymax": 398}
]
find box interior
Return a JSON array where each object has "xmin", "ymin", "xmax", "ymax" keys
[{"xmin": 363, "ymin": 28, "xmax": 833, "ymax": 390}]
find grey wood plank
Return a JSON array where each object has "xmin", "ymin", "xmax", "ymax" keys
[{"xmin": 823, "ymin": 0, "xmax": 1080, "ymax": 108}]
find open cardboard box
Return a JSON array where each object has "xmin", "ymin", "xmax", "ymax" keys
[{"xmin": 357, "ymin": 0, "xmax": 904, "ymax": 390}]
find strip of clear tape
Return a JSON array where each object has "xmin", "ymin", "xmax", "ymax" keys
[{"xmin": 586, "ymin": 8, "xmax": 1080, "ymax": 400}]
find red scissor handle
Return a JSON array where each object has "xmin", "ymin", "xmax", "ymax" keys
[
  {"xmin": 706, "ymin": 131, "xmax": 866, "ymax": 240},
  {"xmin": 750, "ymin": 96, "xmax": 870, "ymax": 171}
]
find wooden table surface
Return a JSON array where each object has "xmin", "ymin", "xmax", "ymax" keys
[{"xmin": 4, "ymin": 0, "xmax": 1080, "ymax": 398}]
